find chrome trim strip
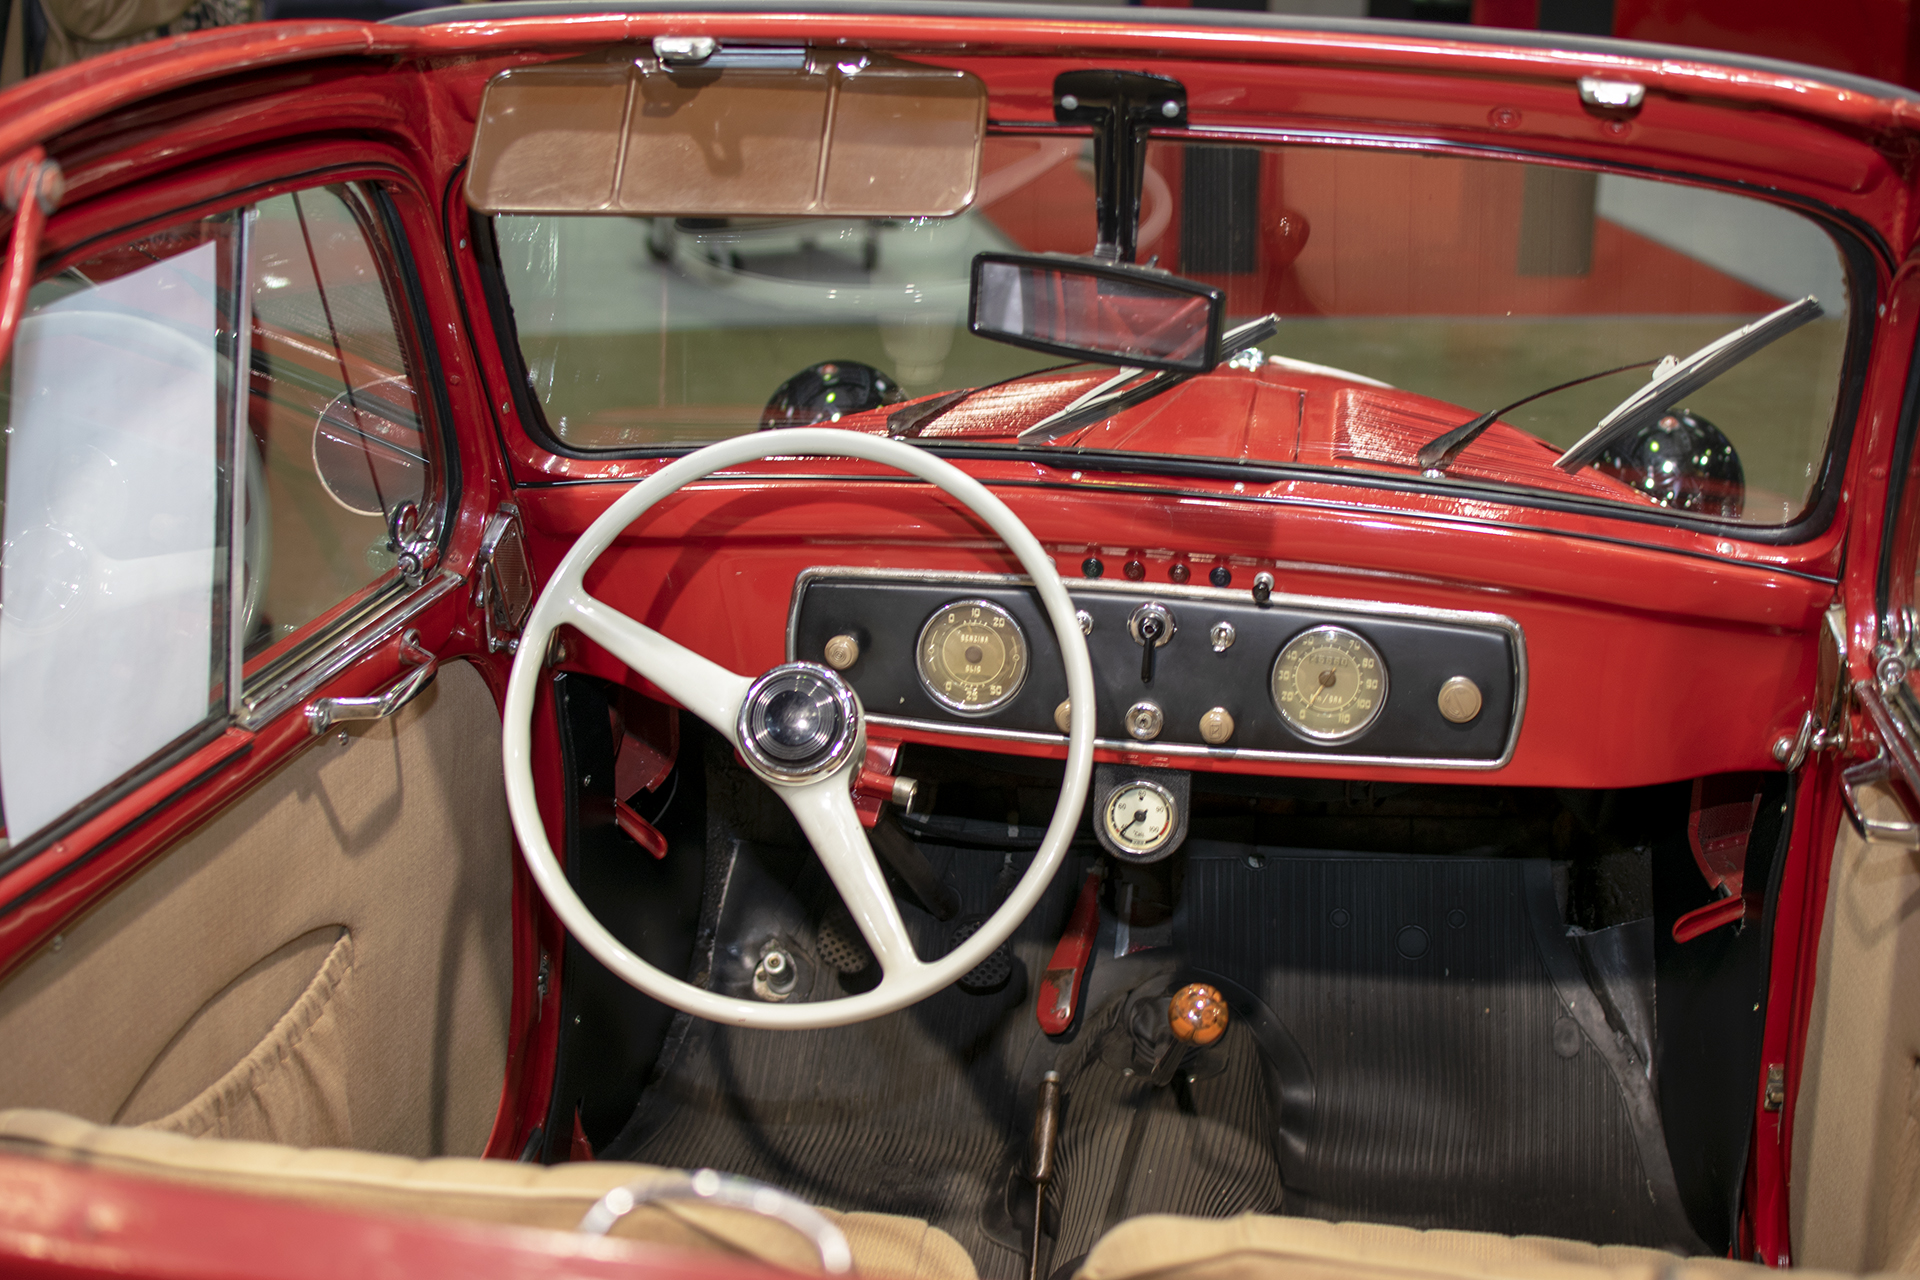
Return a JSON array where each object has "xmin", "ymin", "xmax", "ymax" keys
[
  {"xmin": 226, "ymin": 207, "xmax": 254, "ymax": 718},
  {"xmin": 238, "ymin": 570, "xmax": 462, "ymax": 731},
  {"xmin": 790, "ymin": 566, "xmax": 1528, "ymax": 770}
]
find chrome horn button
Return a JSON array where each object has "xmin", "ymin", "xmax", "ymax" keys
[{"xmin": 737, "ymin": 663, "xmax": 861, "ymax": 783}]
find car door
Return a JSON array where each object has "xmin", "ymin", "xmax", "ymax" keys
[{"xmin": 0, "ymin": 48, "xmax": 534, "ymax": 1159}]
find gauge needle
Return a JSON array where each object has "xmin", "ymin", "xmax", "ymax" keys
[{"xmin": 1122, "ymin": 808, "xmax": 1148, "ymax": 833}]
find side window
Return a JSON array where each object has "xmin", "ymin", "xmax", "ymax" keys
[
  {"xmin": 0, "ymin": 181, "xmax": 437, "ymax": 851},
  {"xmin": 245, "ymin": 185, "xmax": 429, "ymax": 667},
  {"xmin": 0, "ymin": 216, "xmax": 242, "ymax": 847}
]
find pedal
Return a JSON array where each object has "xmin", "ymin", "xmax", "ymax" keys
[
  {"xmin": 817, "ymin": 906, "xmax": 874, "ymax": 975},
  {"xmin": 950, "ymin": 917, "xmax": 1013, "ymax": 994}
]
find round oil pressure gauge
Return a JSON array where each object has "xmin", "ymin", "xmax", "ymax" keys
[
  {"xmin": 1271, "ymin": 625, "xmax": 1388, "ymax": 743},
  {"xmin": 916, "ymin": 599, "xmax": 1029, "ymax": 715},
  {"xmin": 1103, "ymin": 780, "xmax": 1178, "ymax": 859}
]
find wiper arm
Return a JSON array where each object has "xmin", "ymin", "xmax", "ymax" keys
[
  {"xmin": 886, "ymin": 362, "xmax": 1083, "ymax": 440},
  {"xmin": 1415, "ymin": 359, "xmax": 1658, "ymax": 475},
  {"xmin": 1016, "ymin": 315, "xmax": 1279, "ymax": 445},
  {"xmin": 1555, "ymin": 295, "xmax": 1823, "ymax": 473}
]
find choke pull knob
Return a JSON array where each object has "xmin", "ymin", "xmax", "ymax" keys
[{"xmin": 1168, "ymin": 982, "xmax": 1229, "ymax": 1047}]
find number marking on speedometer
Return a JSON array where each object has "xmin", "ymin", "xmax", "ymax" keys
[
  {"xmin": 917, "ymin": 600, "xmax": 1029, "ymax": 715},
  {"xmin": 1271, "ymin": 625, "xmax": 1388, "ymax": 743}
]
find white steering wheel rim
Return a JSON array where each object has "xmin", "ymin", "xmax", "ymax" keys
[{"xmin": 502, "ymin": 427, "xmax": 1096, "ymax": 1029}]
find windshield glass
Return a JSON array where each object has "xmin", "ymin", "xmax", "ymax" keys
[{"xmin": 495, "ymin": 139, "xmax": 1853, "ymax": 527}]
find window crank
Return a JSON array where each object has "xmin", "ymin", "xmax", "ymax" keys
[{"xmin": 306, "ymin": 629, "xmax": 439, "ymax": 734}]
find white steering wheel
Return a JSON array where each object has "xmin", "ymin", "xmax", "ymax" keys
[{"xmin": 502, "ymin": 429, "xmax": 1096, "ymax": 1029}]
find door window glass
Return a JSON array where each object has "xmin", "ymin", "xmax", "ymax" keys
[
  {"xmin": 245, "ymin": 185, "xmax": 428, "ymax": 666},
  {"xmin": 0, "ymin": 217, "xmax": 241, "ymax": 844}
]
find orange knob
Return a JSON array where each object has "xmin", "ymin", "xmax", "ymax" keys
[{"xmin": 1168, "ymin": 982, "xmax": 1229, "ymax": 1047}]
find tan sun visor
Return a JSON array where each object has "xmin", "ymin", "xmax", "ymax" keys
[{"xmin": 466, "ymin": 51, "xmax": 986, "ymax": 218}]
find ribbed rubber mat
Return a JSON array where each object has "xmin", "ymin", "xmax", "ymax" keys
[
  {"xmin": 605, "ymin": 840, "xmax": 1074, "ymax": 1279},
  {"xmin": 1179, "ymin": 847, "xmax": 1700, "ymax": 1250}
]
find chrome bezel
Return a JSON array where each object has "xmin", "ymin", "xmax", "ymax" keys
[
  {"xmin": 736, "ymin": 662, "xmax": 861, "ymax": 784},
  {"xmin": 1103, "ymin": 778, "xmax": 1178, "ymax": 855},
  {"xmin": 788, "ymin": 566, "xmax": 1527, "ymax": 771},
  {"xmin": 914, "ymin": 598, "xmax": 1030, "ymax": 717},
  {"xmin": 1270, "ymin": 624, "xmax": 1389, "ymax": 745}
]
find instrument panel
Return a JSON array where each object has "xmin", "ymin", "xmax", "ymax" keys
[{"xmin": 788, "ymin": 569, "xmax": 1525, "ymax": 768}]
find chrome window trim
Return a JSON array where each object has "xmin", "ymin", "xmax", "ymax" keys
[
  {"xmin": 788, "ymin": 565, "xmax": 1528, "ymax": 771},
  {"xmin": 237, "ymin": 570, "xmax": 461, "ymax": 731}
]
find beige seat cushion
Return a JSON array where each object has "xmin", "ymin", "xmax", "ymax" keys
[
  {"xmin": 0, "ymin": 1109, "xmax": 974, "ymax": 1279},
  {"xmin": 1074, "ymin": 1214, "xmax": 1893, "ymax": 1280}
]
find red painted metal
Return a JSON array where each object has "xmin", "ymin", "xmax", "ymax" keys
[
  {"xmin": 0, "ymin": 148, "xmax": 55, "ymax": 370},
  {"xmin": 0, "ymin": 1150, "xmax": 789, "ymax": 1280},
  {"xmin": 612, "ymin": 799, "xmax": 669, "ymax": 860},
  {"xmin": 0, "ymin": 11, "xmax": 1914, "ymax": 1273},
  {"xmin": 1037, "ymin": 869, "xmax": 1104, "ymax": 1036}
]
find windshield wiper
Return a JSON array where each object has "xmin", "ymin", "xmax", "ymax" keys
[
  {"xmin": 1414, "ymin": 359, "xmax": 1659, "ymax": 475},
  {"xmin": 1555, "ymin": 295, "xmax": 1822, "ymax": 473},
  {"xmin": 886, "ymin": 362, "xmax": 1087, "ymax": 440},
  {"xmin": 1415, "ymin": 295, "xmax": 1823, "ymax": 479},
  {"xmin": 1016, "ymin": 315, "xmax": 1280, "ymax": 444}
]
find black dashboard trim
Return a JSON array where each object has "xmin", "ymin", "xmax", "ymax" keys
[{"xmin": 787, "ymin": 567, "xmax": 1528, "ymax": 771}]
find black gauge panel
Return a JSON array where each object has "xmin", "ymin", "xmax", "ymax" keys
[{"xmin": 789, "ymin": 572, "xmax": 1523, "ymax": 765}]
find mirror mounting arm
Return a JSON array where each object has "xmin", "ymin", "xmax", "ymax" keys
[{"xmin": 1054, "ymin": 71, "xmax": 1187, "ymax": 264}]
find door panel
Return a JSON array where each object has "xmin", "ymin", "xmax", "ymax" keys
[
  {"xmin": 0, "ymin": 660, "xmax": 510, "ymax": 1158},
  {"xmin": 1790, "ymin": 781, "xmax": 1920, "ymax": 1271}
]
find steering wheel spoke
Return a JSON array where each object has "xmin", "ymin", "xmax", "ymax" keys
[
  {"xmin": 779, "ymin": 771, "xmax": 923, "ymax": 976},
  {"xmin": 563, "ymin": 588, "xmax": 752, "ymax": 741},
  {"xmin": 504, "ymin": 428, "xmax": 1094, "ymax": 1030}
]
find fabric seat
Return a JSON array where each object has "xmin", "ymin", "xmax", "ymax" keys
[
  {"xmin": 0, "ymin": 1109, "xmax": 975, "ymax": 1279},
  {"xmin": 1073, "ymin": 1214, "xmax": 1895, "ymax": 1280}
]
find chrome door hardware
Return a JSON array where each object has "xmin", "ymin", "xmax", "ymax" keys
[
  {"xmin": 1841, "ymin": 752, "xmax": 1920, "ymax": 848},
  {"xmin": 472, "ymin": 504, "xmax": 534, "ymax": 653},
  {"xmin": 306, "ymin": 630, "xmax": 438, "ymax": 734},
  {"xmin": 388, "ymin": 501, "xmax": 436, "ymax": 589}
]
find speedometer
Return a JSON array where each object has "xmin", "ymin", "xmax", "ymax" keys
[
  {"xmin": 1271, "ymin": 625, "xmax": 1388, "ymax": 743},
  {"xmin": 916, "ymin": 600, "xmax": 1028, "ymax": 715}
]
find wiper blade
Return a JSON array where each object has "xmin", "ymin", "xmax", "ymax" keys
[
  {"xmin": 1015, "ymin": 315, "xmax": 1277, "ymax": 445},
  {"xmin": 1555, "ymin": 295, "xmax": 1823, "ymax": 473},
  {"xmin": 887, "ymin": 361, "xmax": 1085, "ymax": 440},
  {"xmin": 1414, "ymin": 359, "xmax": 1658, "ymax": 475}
]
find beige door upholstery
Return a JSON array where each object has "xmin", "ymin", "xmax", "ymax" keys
[
  {"xmin": 0, "ymin": 661, "xmax": 512, "ymax": 1157},
  {"xmin": 0, "ymin": 1109, "xmax": 977, "ymax": 1279},
  {"xmin": 1793, "ymin": 792, "xmax": 1920, "ymax": 1273},
  {"xmin": 1072, "ymin": 1214, "xmax": 1887, "ymax": 1280}
]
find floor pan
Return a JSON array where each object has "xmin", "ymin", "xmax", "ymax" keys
[{"xmin": 604, "ymin": 838, "xmax": 1701, "ymax": 1275}]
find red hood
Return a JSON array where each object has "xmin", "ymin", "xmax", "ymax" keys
[{"xmin": 837, "ymin": 364, "xmax": 1650, "ymax": 506}]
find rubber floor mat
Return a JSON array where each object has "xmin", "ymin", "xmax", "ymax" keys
[
  {"xmin": 602, "ymin": 836, "xmax": 1080, "ymax": 1279},
  {"xmin": 1178, "ymin": 845, "xmax": 1702, "ymax": 1251}
]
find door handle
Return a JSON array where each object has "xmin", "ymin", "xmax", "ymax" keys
[
  {"xmin": 306, "ymin": 630, "xmax": 438, "ymax": 734},
  {"xmin": 1841, "ymin": 752, "xmax": 1920, "ymax": 848}
]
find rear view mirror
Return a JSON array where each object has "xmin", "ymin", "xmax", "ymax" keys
[
  {"xmin": 466, "ymin": 51, "xmax": 985, "ymax": 218},
  {"xmin": 969, "ymin": 253, "xmax": 1225, "ymax": 373}
]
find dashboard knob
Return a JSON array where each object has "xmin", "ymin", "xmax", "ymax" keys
[
  {"xmin": 1437, "ymin": 676, "xmax": 1483, "ymax": 723},
  {"xmin": 1054, "ymin": 699, "xmax": 1073, "ymax": 734},
  {"xmin": 1125, "ymin": 701, "xmax": 1164, "ymax": 741},
  {"xmin": 1169, "ymin": 982, "xmax": 1229, "ymax": 1046},
  {"xmin": 1198, "ymin": 707, "xmax": 1234, "ymax": 745},
  {"xmin": 823, "ymin": 633, "xmax": 860, "ymax": 670}
]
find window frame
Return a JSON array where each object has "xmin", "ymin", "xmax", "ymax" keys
[{"xmin": 0, "ymin": 159, "xmax": 461, "ymax": 876}]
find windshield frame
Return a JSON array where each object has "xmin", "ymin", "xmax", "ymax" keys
[{"xmin": 468, "ymin": 138, "xmax": 1884, "ymax": 550}]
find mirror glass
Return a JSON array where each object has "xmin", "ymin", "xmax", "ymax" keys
[{"xmin": 970, "ymin": 254, "xmax": 1223, "ymax": 372}]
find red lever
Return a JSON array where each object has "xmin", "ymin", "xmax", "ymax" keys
[
  {"xmin": 1673, "ymin": 894, "xmax": 1747, "ymax": 944},
  {"xmin": 612, "ymin": 799, "xmax": 668, "ymax": 859},
  {"xmin": 1037, "ymin": 870, "xmax": 1102, "ymax": 1035}
]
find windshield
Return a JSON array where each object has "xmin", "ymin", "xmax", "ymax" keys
[{"xmin": 495, "ymin": 139, "xmax": 1853, "ymax": 528}]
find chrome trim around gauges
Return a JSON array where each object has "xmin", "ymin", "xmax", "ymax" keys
[
  {"xmin": 788, "ymin": 566, "xmax": 1529, "ymax": 771},
  {"xmin": 736, "ymin": 662, "xmax": 861, "ymax": 784}
]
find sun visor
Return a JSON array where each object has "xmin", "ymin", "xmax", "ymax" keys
[{"xmin": 466, "ymin": 52, "xmax": 986, "ymax": 218}]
